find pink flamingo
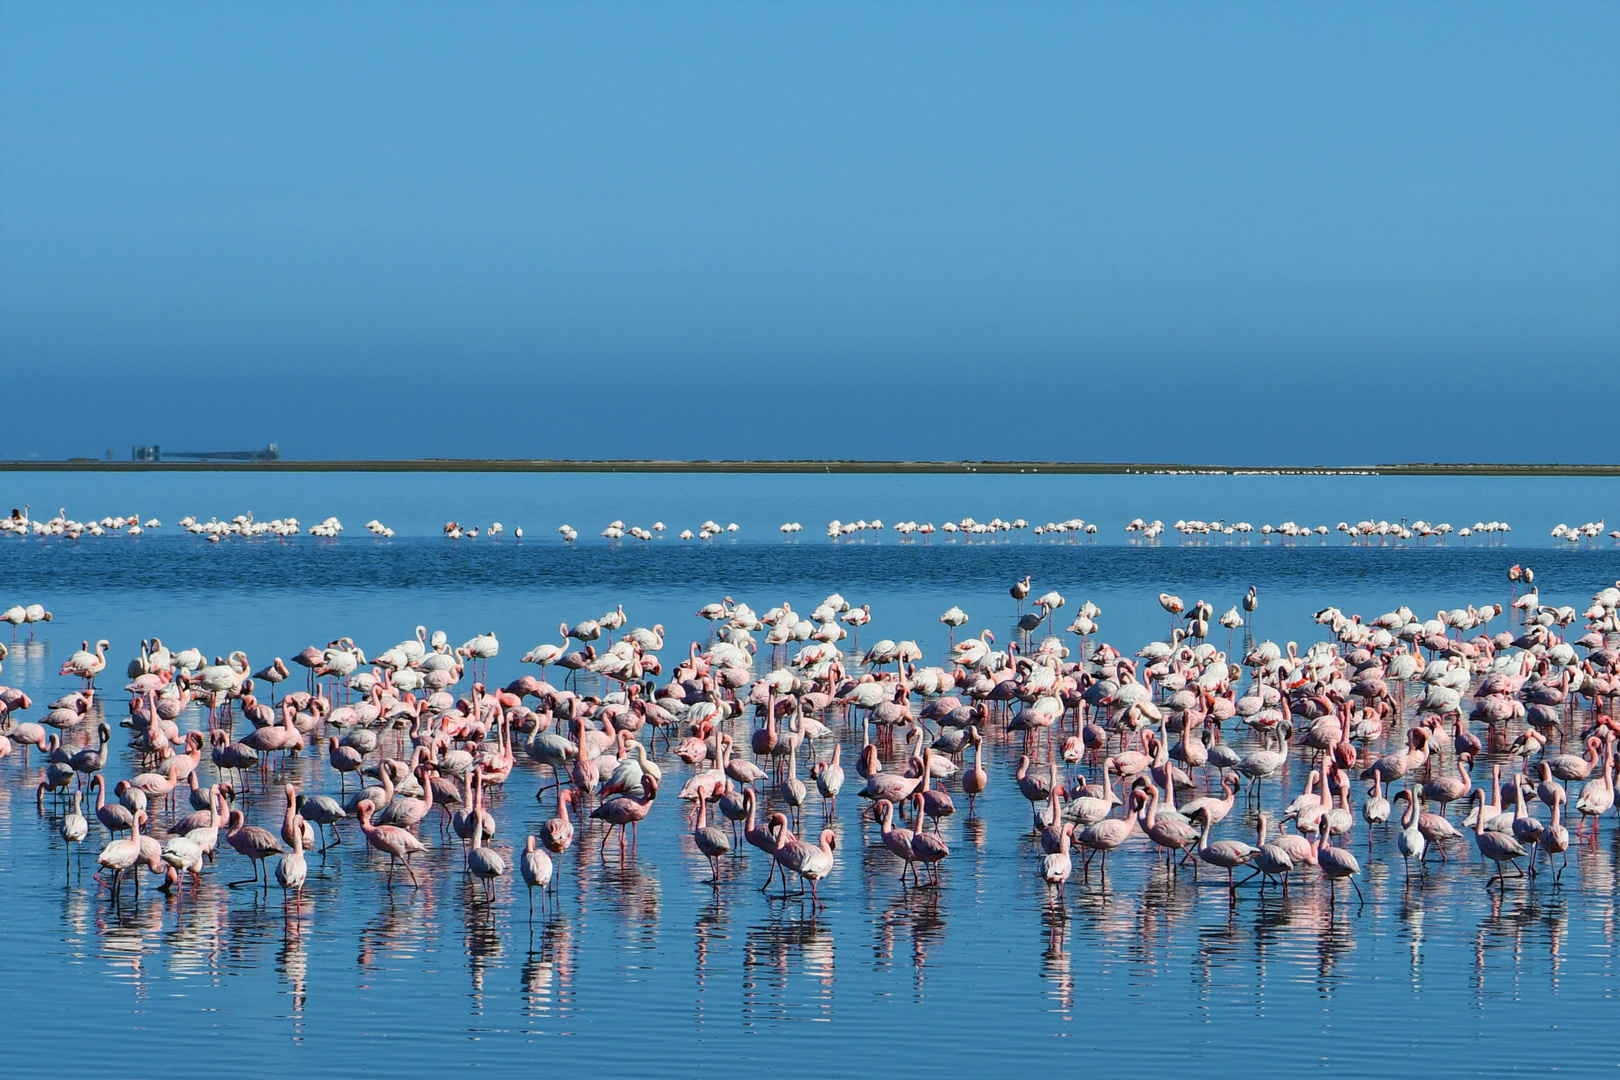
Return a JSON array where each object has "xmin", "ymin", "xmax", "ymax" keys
[
  {"xmin": 357, "ymin": 798, "xmax": 428, "ymax": 887},
  {"xmin": 126, "ymin": 760, "xmax": 183, "ymax": 813},
  {"xmin": 907, "ymin": 793, "xmax": 950, "ymax": 886},
  {"xmin": 962, "ymin": 726, "xmax": 988, "ymax": 814},
  {"xmin": 543, "ymin": 788, "xmax": 576, "ymax": 856},
  {"xmin": 590, "ymin": 772, "xmax": 658, "ymax": 855},
  {"xmin": 275, "ymin": 814, "xmax": 308, "ymax": 899},
  {"xmin": 225, "ymin": 808, "xmax": 285, "ymax": 887},
  {"xmin": 691, "ymin": 795, "xmax": 731, "ymax": 882},
  {"xmin": 1041, "ymin": 822, "xmax": 1074, "ymax": 899},
  {"xmin": 95, "ymin": 809, "xmax": 146, "ymax": 895},
  {"xmin": 90, "ymin": 774, "xmax": 133, "ymax": 835},
  {"xmin": 521, "ymin": 836, "xmax": 555, "ymax": 915},
  {"xmin": 281, "ymin": 783, "xmax": 315, "ymax": 850},
  {"xmin": 741, "ymin": 788, "xmax": 781, "ymax": 891},
  {"xmin": 875, "ymin": 798, "xmax": 918, "ymax": 885},
  {"xmin": 768, "ymin": 812, "xmax": 836, "ymax": 907},
  {"xmin": 327, "ymin": 736, "xmax": 365, "ymax": 793},
  {"xmin": 376, "ymin": 764, "xmax": 436, "ymax": 829}
]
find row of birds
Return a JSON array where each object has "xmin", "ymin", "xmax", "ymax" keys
[
  {"xmin": 5, "ymin": 567, "xmax": 1619, "ymax": 923},
  {"xmin": 446, "ymin": 521, "xmax": 747, "ymax": 541},
  {"xmin": 0, "ymin": 604, "xmax": 53, "ymax": 645},
  {"xmin": 27, "ymin": 508, "xmax": 1620, "ymax": 546},
  {"xmin": 1130, "ymin": 518, "xmax": 1525, "ymax": 541},
  {"xmin": 0, "ymin": 511, "xmax": 361, "ymax": 540},
  {"xmin": 1552, "ymin": 521, "xmax": 1615, "ymax": 542}
]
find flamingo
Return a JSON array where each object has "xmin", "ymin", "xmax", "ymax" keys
[
  {"xmin": 465, "ymin": 817, "xmax": 506, "ymax": 901},
  {"xmin": 522, "ymin": 627, "xmax": 569, "ymax": 677},
  {"xmin": 521, "ymin": 835, "xmax": 555, "ymax": 915},
  {"xmin": 1468, "ymin": 788, "xmax": 1528, "ymax": 887},
  {"xmin": 357, "ymin": 798, "xmax": 428, "ymax": 887},
  {"xmin": 1538, "ymin": 788, "xmax": 1571, "ymax": 882},
  {"xmin": 591, "ymin": 773, "xmax": 659, "ymax": 855},
  {"xmin": 96, "ymin": 809, "xmax": 146, "ymax": 895},
  {"xmin": 60, "ymin": 639, "xmax": 110, "ymax": 686},
  {"xmin": 769, "ymin": 813, "xmax": 836, "ymax": 907},
  {"xmin": 875, "ymin": 798, "xmax": 918, "ymax": 885},
  {"xmin": 1041, "ymin": 822, "xmax": 1075, "ymax": 899},
  {"xmin": 1392, "ymin": 788, "xmax": 1428, "ymax": 876},
  {"xmin": 275, "ymin": 814, "xmax": 309, "ymax": 899},
  {"xmin": 225, "ymin": 808, "xmax": 284, "ymax": 887},
  {"xmin": 691, "ymin": 795, "xmax": 731, "ymax": 882},
  {"xmin": 1193, "ymin": 811, "xmax": 1256, "ymax": 894},
  {"xmin": 61, "ymin": 791, "xmax": 88, "ymax": 851}
]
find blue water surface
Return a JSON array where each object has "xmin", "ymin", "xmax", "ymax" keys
[{"xmin": 0, "ymin": 471, "xmax": 1617, "ymax": 1077}]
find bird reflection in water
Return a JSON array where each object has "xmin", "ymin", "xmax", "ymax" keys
[
  {"xmin": 94, "ymin": 899, "xmax": 163, "ymax": 1002},
  {"xmin": 520, "ymin": 915, "xmax": 575, "ymax": 1023},
  {"xmin": 1471, "ymin": 887, "xmax": 1575, "ymax": 1002},
  {"xmin": 1129, "ymin": 864, "xmax": 1198, "ymax": 968},
  {"xmin": 160, "ymin": 885, "xmax": 229, "ymax": 979},
  {"xmin": 692, "ymin": 895, "xmax": 729, "ymax": 1025},
  {"xmin": 1398, "ymin": 892, "xmax": 1426, "ymax": 981},
  {"xmin": 962, "ymin": 815, "xmax": 988, "ymax": 852},
  {"xmin": 1040, "ymin": 906, "xmax": 1073, "ymax": 1018},
  {"xmin": 357, "ymin": 890, "xmax": 434, "ymax": 980},
  {"xmin": 1315, "ymin": 902, "xmax": 1357, "ymax": 988},
  {"xmin": 741, "ymin": 912, "xmax": 834, "ymax": 1026},
  {"xmin": 878, "ymin": 886, "xmax": 944, "ymax": 998},
  {"xmin": 276, "ymin": 924, "xmax": 308, "ymax": 1041},
  {"xmin": 596, "ymin": 859, "xmax": 660, "ymax": 948},
  {"xmin": 460, "ymin": 878, "xmax": 503, "ymax": 1008}
]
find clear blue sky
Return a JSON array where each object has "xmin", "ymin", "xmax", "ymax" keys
[{"xmin": 2, "ymin": 1, "xmax": 1616, "ymax": 463}]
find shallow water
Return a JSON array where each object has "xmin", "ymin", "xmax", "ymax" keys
[{"xmin": 1, "ymin": 473, "xmax": 1619, "ymax": 1076}]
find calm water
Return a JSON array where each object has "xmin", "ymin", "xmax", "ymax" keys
[{"xmin": 2, "ymin": 472, "xmax": 1619, "ymax": 1076}]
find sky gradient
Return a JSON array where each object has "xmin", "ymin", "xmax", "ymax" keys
[{"xmin": 2, "ymin": 1, "xmax": 1616, "ymax": 463}]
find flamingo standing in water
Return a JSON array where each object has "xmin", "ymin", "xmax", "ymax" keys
[
  {"xmin": 1392, "ymin": 788, "xmax": 1427, "ymax": 877},
  {"xmin": 1041, "ymin": 822, "xmax": 1074, "ymax": 900},
  {"xmin": 1469, "ymin": 789, "xmax": 1528, "ymax": 888},
  {"xmin": 1539, "ymin": 788, "xmax": 1571, "ymax": 882},
  {"xmin": 356, "ymin": 799, "xmax": 427, "ymax": 887},
  {"xmin": 521, "ymin": 835, "xmax": 555, "ymax": 915},
  {"xmin": 962, "ymin": 727, "xmax": 988, "ymax": 814},
  {"xmin": 96, "ymin": 809, "xmax": 146, "ymax": 895},
  {"xmin": 253, "ymin": 658, "xmax": 291, "ymax": 702},
  {"xmin": 276, "ymin": 814, "xmax": 309, "ymax": 900},
  {"xmin": 691, "ymin": 795, "xmax": 731, "ymax": 882},
  {"xmin": 466, "ymin": 816, "xmax": 506, "ymax": 901},
  {"xmin": 521, "ymin": 627, "xmax": 569, "ymax": 678},
  {"xmin": 61, "ymin": 639, "xmax": 109, "ymax": 686},
  {"xmin": 1193, "ymin": 809, "xmax": 1256, "ymax": 894},
  {"xmin": 591, "ymin": 773, "xmax": 659, "ymax": 855},
  {"xmin": 908, "ymin": 793, "xmax": 950, "ymax": 886},
  {"xmin": 225, "ymin": 808, "xmax": 284, "ymax": 887},
  {"xmin": 768, "ymin": 812, "xmax": 837, "ymax": 907},
  {"xmin": 810, "ymin": 744, "xmax": 844, "ymax": 818},
  {"xmin": 543, "ymin": 788, "xmax": 576, "ymax": 858},
  {"xmin": 875, "ymin": 798, "xmax": 918, "ymax": 885}
]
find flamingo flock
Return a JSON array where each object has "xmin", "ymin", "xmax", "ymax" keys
[
  {"xmin": 2, "ymin": 560, "xmax": 1619, "ymax": 936},
  {"xmin": 1128, "ymin": 517, "xmax": 1527, "ymax": 544},
  {"xmin": 22, "ymin": 506, "xmax": 1620, "ymax": 548}
]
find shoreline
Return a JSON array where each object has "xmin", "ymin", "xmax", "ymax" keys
[{"xmin": 1, "ymin": 458, "xmax": 1618, "ymax": 476}]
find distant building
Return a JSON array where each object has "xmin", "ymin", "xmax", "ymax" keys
[{"xmin": 131, "ymin": 444, "xmax": 280, "ymax": 462}]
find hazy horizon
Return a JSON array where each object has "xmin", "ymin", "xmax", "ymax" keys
[{"xmin": 3, "ymin": 2, "xmax": 1617, "ymax": 464}]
